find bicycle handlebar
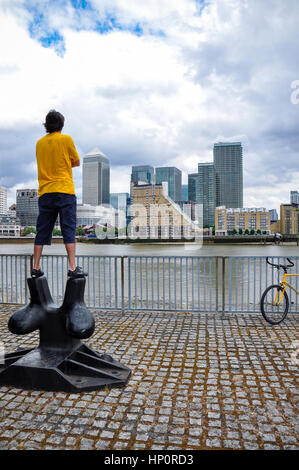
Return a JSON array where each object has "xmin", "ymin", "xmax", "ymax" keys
[{"xmin": 266, "ymin": 257, "xmax": 294, "ymax": 272}]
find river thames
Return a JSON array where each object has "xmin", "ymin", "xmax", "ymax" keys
[{"xmin": 0, "ymin": 241, "xmax": 298, "ymax": 257}]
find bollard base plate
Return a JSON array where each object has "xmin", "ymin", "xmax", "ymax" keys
[{"xmin": 0, "ymin": 343, "xmax": 131, "ymax": 393}]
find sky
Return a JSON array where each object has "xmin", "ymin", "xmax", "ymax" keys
[{"xmin": 0, "ymin": 0, "xmax": 298, "ymax": 212}]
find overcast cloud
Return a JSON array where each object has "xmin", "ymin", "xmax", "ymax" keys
[{"xmin": 0, "ymin": 0, "xmax": 298, "ymax": 212}]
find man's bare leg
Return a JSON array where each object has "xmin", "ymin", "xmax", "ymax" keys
[
  {"xmin": 65, "ymin": 243, "xmax": 76, "ymax": 271},
  {"xmin": 33, "ymin": 245, "xmax": 43, "ymax": 270}
]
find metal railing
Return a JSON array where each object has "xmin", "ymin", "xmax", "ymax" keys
[{"xmin": 0, "ymin": 254, "xmax": 298, "ymax": 314}]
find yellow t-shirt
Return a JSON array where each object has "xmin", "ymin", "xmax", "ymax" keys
[{"xmin": 36, "ymin": 132, "xmax": 80, "ymax": 196}]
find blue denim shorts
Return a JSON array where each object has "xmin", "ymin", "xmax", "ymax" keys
[{"xmin": 35, "ymin": 193, "xmax": 77, "ymax": 245}]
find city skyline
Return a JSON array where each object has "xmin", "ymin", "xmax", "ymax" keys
[
  {"xmin": 1, "ymin": 146, "xmax": 297, "ymax": 215},
  {"xmin": 0, "ymin": 1, "xmax": 298, "ymax": 214}
]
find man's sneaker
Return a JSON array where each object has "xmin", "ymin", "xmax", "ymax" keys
[
  {"xmin": 31, "ymin": 268, "xmax": 44, "ymax": 278},
  {"xmin": 68, "ymin": 266, "xmax": 88, "ymax": 279}
]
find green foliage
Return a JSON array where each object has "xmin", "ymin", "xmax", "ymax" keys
[
  {"xmin": 232, "ymin": 229, "xmax": 237, "ymax": 235},
  {"xmin": 21, "ymin": 227, "xmax": 36, "ymax": 236},
  {"xmin": 244, "ymin": 229, "xmax": 250, "ymax": 235},
  {"xmin": 238, "ymin": 228, "xmax": 243, "ymax": 235},
  {"xmin": 76, "ymin": 227, "xmax": 85, "ymax": 236},
  {"xmin": 52, "ymin": 229, "xmax": 61, "ymax": 236},
  {"xmin": 250, "ymin": 229, "xmax": 255, "ymax": 235},
  {"xmin": 256, "ymin": 229, "xmax": 261, "ymax": 234}
]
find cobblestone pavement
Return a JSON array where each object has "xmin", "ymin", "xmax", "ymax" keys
[{"xmin": 0, "ymin": 305, "xmax": 298, "ymax": 450}]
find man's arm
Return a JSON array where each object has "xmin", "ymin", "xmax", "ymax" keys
[{"xmin": 67, "ymin": 136, "xmax": 80, "ymax": 168}]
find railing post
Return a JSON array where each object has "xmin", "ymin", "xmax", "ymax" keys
[
  {"xmin": 121, "ymin": 256, "xmax": 125, "ymax": 314},
  {"xmin": 128, "ymin": 257, "xmax": 131, "ymax": 310},
  {"xmin": 215, "ymin": 257, "xmax": 219, "ymax": 313},
  {"xmin": 222, "ymin": 257, "xmax": 226, "ymax": 313},
  {"xmin": 114, "ymin": 257, "xmax": 118, "ymax": 310},
  {"xmin": 25, "ymin": 255, "xmax": 33, "ymax": 303},
  {"xmin": 24, "ymin": 256, "xmax": 28, "ymax": 303}
]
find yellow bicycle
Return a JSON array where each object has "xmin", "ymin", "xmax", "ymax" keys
[{"xmin": 260, "ymin": 257, "xmax": 298, "ymax": 325}]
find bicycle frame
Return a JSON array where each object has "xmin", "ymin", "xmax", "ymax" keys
[{"xmin": 275, "ymin": 273, "xmax": 299, "ymax": 305}]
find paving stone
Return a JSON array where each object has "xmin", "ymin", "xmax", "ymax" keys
[
  {"xmin": 79, "ymin": 438, "xmax": 94, "ymax": 449},
  {"xmin": 206, "ymin": 438, "xmax": 221, "ymax": 448},
  {"xmin": 65, "ymin": 437, "xmax": 77, "ymax": 446},
  {"xmin": 100, "ymin": 430, "xmax": 114, "ymax": 439},
  {"xmin": 0, "ymin": 307, "xmax": 297, "ymax": 451},
  {"xmin": 223, "ymin": 440, "xmax": 242, "ymax": 449},
  {"xmin": 244, "ymin": 442, "xmax": 260, "ymax": 450}
]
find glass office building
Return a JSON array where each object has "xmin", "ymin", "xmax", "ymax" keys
[
  {"xmin": 198, "ymin": 163, "xmax": 216, "ymax": 227},
  {"xmin": 213, "ymin": 142, "xmax": 243, "ymax": 209},
  {"xmin": 82, "ymin": 148, "xmax": 110, "ymax": 206},
  {"xmin": 16, "ymin": 189, "xmax": 39, "ymax": 227},
  {"xmin": 131, "ymin": 165, "xmax": 155, "ymax": 185},
  {"xmin": 155, "ymin": 167, "xmax": 182, "ymax": 202},
  {"xmin": 188, "ymin": 164, "xmax": 216, "ymax": 227},
  {"xmin": 181, "ymin": 184, "xmax": 188, "ymax": 202},
  {"xmin": 110, "ymin": 192, "xmax": 130, "ymax": 227},
  {"xmin": 188, "ymin": 173, "xmax": 199, "ymax": 205},
  {"xmin": 290, "ymin": 191, "xmax": 299, "ymax": 205},
  {"xmin": 269, "ymin": 209, "xmax": 278, "ymax": 223}
]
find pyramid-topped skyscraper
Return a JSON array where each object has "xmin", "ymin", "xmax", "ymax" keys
[{"xmin": 82, "ymin": 148, "xmax": 110, "ymax": 206}]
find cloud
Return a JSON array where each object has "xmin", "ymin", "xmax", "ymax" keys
[{"xmin": 0, "ymin": 0, "xmax": 298, "ymax": 213}]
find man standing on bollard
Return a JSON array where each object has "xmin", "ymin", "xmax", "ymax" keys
[{"xmin": 32, "ymin": 109, "xmax": 87, "ymax": 279}]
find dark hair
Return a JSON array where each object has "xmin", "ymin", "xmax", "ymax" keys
[{"xmin": 43, "ymin": 110, "xmax": 65, "ymax": 133}]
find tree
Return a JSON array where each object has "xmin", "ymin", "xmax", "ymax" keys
[
  {"xmin": 245, "ymin": 229, "xmax": 250, "ymax": 235},
  {"xmin": 256, "ymin": 229, "xmax": 261, "ymax": 234},
  {"xmin": 21, "ymin": 227, "xmax": 36, "ymax": 236},
  {"xmin": 262, "ymin": 231, "xmax": 267, "ymax": 235},
  {"xmin": 232, "ymin": 229, "xmax": 237, "ymax": 235},
  {"xmin": 76, "ymin": 227, "xmax": 85, "ymax": 236},
  {"xmin": 238, "ymin": 228, "xmax": 243, "ymax": 235},
  {"xmin": 250, "ymin": 229, "xmax": 255, "ymax": 235},
  {"xmin": 52, "ymin": 228, "xmax": 61, "ymax": 236}
]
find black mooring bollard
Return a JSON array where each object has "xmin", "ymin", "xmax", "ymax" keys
[{"xmin": 0, "ymin": 276, "xmax": 131, "ymax": 392}]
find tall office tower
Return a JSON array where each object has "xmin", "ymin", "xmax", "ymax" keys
[
  {"xmin": 290, "ymin": 191, "xmax": 299, "ymax": 205},
  {"xmin": 188, "ymin": 173, "xmax": 199, "ymax": 204},
  {"xmin": 131, "ymin": 165, "xmax": 155, "ymax": 185},
  {"xmin": 82, "ymin": 148, "xmax": 110, "ymax": 206},
  {"xmin": 16, "ymin": 189, "xmax": 39, "ymax": 227},
  {"xmin": 155, "ymin": 167, "xmax": 182, "ymax": 202},
  {"xmin": 213, "ymin": 142, "xmax": 243, "ymax": 208},
  {"xmin": 188, "ymin": 164, "xmax": 216, "ymax": 227},
  {"xmin": 181, "ymin": 184, "xmax": 188, "ymax": 202},
  {"xmin": 0, "ymin": 186, "xmax": 7, "ymax": 213},
  {"xmin": 197, "ymin": 163, "xmax": 216, "ymax": 227}
]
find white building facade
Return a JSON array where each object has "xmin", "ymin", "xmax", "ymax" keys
[
  {"xmin": 0, "ymin": 214, "xmax": 20, "ymax": 237},
  {"xmin": 0, "ymin": 186, "xmax": 7, "ymax": 214}
]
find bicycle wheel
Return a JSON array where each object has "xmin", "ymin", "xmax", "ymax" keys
[{"xmin": 260, "ymin": 284, "xmax": 289, "ymax": 325}]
